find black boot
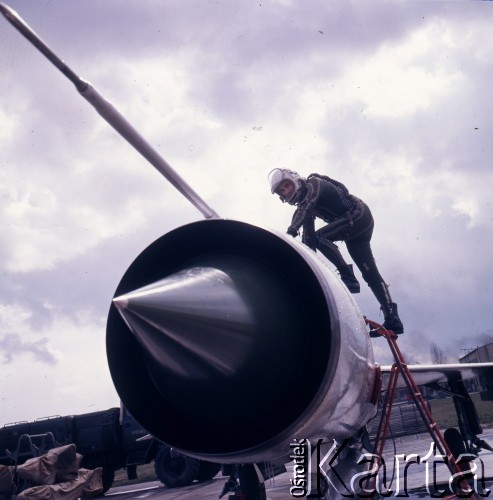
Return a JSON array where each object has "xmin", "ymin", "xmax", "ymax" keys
[
  {"xmin": 337, "ymin": 264, "xmax": 360, "ymax": 294},
  {"xmin": 381, "ymin": 302, "xmax": 404, "ymax": 334}
]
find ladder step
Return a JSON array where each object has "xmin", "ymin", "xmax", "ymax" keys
[{"xmin": 363, "ymin": 316, "xmax": 472, "ymax": 497}]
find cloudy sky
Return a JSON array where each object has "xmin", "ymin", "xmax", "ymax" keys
[{"xmin": 1, "ymin": 0, "xmax": 492, "ymax": 424}]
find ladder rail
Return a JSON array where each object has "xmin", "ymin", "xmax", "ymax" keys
[
  {"xmin": 373, "ymin": 365, "xmax": 399, "ymax": 460},
  {"xmin": 365, "ymin": 318, "xmax": 478, "ymax": 499}
]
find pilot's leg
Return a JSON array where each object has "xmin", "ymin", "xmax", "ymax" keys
[
  {"xmin": 347, "ymin": 239, "xmax": 404, "ymax": 334},
  {"xmin": 316, "ymin": 227, "xmax": 360, "ymax": 294}
]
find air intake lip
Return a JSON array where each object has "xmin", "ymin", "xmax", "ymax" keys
[{"xmin": 107, "ymin": 219, "xmax": 335, "ymax": 454}]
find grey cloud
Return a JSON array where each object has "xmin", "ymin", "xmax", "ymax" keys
[
  {"xmin": 3, "ymin": 1, "xmax": 434, "ymax": 125},
  {"xmin": 0, "ymin": 333, "xmax": 58, "ymax": 364},
  {"xmin": 2, "ymin": 0, "xmax": 493, "ymax": 422}
]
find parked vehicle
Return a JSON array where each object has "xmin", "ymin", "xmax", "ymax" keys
[{"xmin": 0, "ymin": 407, "xmax": 220, "ymax": 493}]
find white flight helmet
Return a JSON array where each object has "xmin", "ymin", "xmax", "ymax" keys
[{"xmin": 268, "ymin": 168, "xmax": 303, "ymax": 204}]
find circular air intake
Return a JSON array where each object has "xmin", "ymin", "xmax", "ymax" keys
[{"xmin": 106, "ymin": 219, "xmax": 335, "ymax": 454}]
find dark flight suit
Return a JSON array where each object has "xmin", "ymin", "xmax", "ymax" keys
[{"xmin": 286, "ymin": 173, "xmax": 403, "ymax": 333}]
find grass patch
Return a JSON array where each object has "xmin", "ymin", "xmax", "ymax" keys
[{"xmin": 430, "ymin": 392, "xmax": 493, "ymax": 429}]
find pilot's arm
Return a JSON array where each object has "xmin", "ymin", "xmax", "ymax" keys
[
  {"xmin": 287, "ymin": 177, "xmax": 320, "ymax": 236},
  {"xmin": 301, "ymin": 216, "xmax": 317, "ymax": 250}
]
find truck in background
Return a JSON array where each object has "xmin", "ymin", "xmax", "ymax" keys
[{"xmin": 0, "ymin": 406, "xmax": 220, "ymax": 493}]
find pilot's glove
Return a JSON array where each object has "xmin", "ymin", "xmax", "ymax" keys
[{"xmin": 287, "ymin": 226, "xmax": 298, "ymax": 237}]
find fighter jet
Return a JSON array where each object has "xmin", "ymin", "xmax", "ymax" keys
[
  {"xmin": 2, "ymin": 4, "xmax": 492, "ymax": 498},
  {"xmin": 105, "ymin": 219, "xmax": 493, "ymax": 498}
]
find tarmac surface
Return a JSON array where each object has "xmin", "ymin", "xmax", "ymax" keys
[{"xmin": 106, "ymin": 430, "xmax": 493, "ymax": 499}]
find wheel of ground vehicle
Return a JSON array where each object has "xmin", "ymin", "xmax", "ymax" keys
[
  {"xmin": 101, "ymin": 466, "xmax": 115, "ymax": 494},
  {"xmin": 443, "ymin": 427, "xmax": 474, "ymax": 494},
  {"xmin": 196, "ymin": 460, "xmax": 221, "ymax": 481},
  {"xmin": 444, "ymin": 427, "xmax": 473, "ymax": 472},
  {"xmin": 444, "ymin": 427, "xmax": 467, "ymax": 461},
  {"xmin": 154, "ymin": 446, "xmax": 200, "ymax": 488}
]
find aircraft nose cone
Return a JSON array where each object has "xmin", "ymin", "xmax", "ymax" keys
[
  {"xmin": 111, "ymin": 254, "xmax": 304, "ymax": 422},
  {"xmin": 112, "ymin": 265, "xmax": 257, "ymax": 380}
]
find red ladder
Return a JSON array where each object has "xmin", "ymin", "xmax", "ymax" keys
[{"xmin": 365, "ymin": 318, "xmax": 478, "ymax": 499}]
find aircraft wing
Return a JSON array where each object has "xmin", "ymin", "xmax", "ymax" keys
[{"xmin": 380, "ymin": 362, "xmax": 493, "ymax": 388}]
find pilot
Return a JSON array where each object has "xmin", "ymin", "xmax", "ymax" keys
[{"xmin": 269, "ymin": 168, "xmax": 404, "ymax": 335}]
